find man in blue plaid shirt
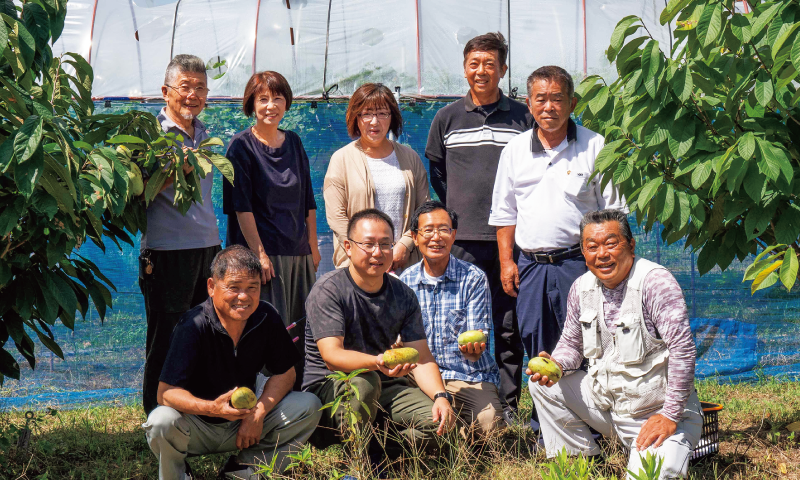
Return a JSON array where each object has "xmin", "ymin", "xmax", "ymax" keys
[{"xmin": 400, "ymin": 201, "xmax": 503, "ymax": 436}]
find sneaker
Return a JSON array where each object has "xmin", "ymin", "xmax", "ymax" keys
[{"xmin": 503, "ymin": 408, "xmax": 532, "ymax": 430}]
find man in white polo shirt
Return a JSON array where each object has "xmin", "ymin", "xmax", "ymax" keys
[{"xmin": 489, "ymin": 66, "xmax": 627, "ymax": 399}]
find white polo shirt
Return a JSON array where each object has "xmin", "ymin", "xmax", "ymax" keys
[{"xmin": 489, "ymin": 120, "xmax": 627, "ymax": 252}]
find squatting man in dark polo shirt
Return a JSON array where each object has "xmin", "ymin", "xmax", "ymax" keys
[
  {"xmin": 143, "ymin": 246, "xmax": 321, "ymax": 480},
  {"xmin": 303, "ymin": 209, "xmax": 456, "ymax": 457},
  {"xmin": 527, "ymin": 210, "xmax": 702, "ymax": 479}
]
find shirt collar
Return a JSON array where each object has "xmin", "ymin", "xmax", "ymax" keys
[
  {"xmin": 157, "ymin": 107, "xmax": 206, "ymax": 141},
  {"xmin": 408, "ymin": 254, "xmax": 461, "ymax": 285},
  {"xmin": 529, "ymin": 118, "xmax": 577, "ymax": 153},
  {"xmin": 464, "ymin": 90, "xmax": 510, "ymax": 112}
]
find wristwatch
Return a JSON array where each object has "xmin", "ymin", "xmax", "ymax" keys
[{"xmin": 433, "ymin": 391, "xmax": 454, "ymax": 405}]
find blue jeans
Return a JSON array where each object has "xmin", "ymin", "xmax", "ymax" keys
[{"xmin": 516, "ymin": 253, "xmax": 587, "ymax": 358}]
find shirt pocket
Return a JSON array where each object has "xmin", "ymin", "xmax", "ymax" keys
[
  {"xmin": 562, "ymin": 172, "xmax": 593, "ymax": 198},
  {"xmin": 614, "ymin": 314, "xmax": 646, "ymax": 365},
  {"xmin": 579, "ymin": 309, "xmax": 601, "ymax": 358}
]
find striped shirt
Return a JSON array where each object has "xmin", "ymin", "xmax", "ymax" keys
[{"xmin": 400, "ymin": 255, "xmax": 501, "ymax": 387}]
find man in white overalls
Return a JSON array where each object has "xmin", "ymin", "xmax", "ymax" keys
[{"xmin": 527, "ymin": 209, "xmax": 702, "ymax": 479}]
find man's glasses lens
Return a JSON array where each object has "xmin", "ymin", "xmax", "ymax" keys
[{"xmin": 419, "ymin": 228, "xmax": 453, "ymax": 239}]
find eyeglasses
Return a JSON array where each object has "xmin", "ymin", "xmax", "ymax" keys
[
  {"xmin": 347, "ymin": 238, "xmax": 395, "ymax": 253},
  {"xmin": 416, "ymin": 227, "xmax": 454, "ymax": 239},
  {"xmin": 165, "ymin": 84, "xmax": 209, "ymax": 98},
  {"xmin": 358, "ymin": 111, "xmax": 391, "ymax": 122}
]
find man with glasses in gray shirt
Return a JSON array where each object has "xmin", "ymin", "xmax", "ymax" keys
[{"xmin": 140, "ymin": 54, "xmax": 221, "ymax": 415}]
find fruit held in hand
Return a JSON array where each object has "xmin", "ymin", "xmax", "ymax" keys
[
  {"xmin": 528, "ymin": 357, "xmax": 562, "ymax": 384},
  {"xmin": 457, "ymin": 330, "xmax": 487, "ymax": 346},
  {"xmin": 383, "ymin": 347, "xmax": 419, "ymax": 369},
  {"xmin": 127, "ymin": 162, "xmax": 144, "ymax": 197},
  {"xmin": 230, "ymin": 387, "xmax": 257, "ymax": 409}
]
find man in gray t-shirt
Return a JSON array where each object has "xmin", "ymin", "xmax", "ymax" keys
[
  {"xmin": 139, "ymin": 55, "xmax": 221, "ymax": 415},
  {"xmin": 303, "ymin": 209, "xmax": 455, "ymax": 454}
]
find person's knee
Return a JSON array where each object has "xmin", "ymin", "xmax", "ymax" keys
[
  {"xmin": 143, "ymin": 406, "xmax": 184, "ymax": 441},
  {"xmin": 350, "ymin": 371, "xmax": 381, "ymax": 400},
  {"xmin": 282, "ymin": 392, "xmax": 323, "ymax": 426},
  {"xmin": 475, "ymin": 406, "xmax": 503, "ymax": 435}
]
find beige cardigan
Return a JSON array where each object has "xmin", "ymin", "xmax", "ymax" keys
[{"xmin": 323, "ymin": 139, "xmax": 430, "ymax": 268}]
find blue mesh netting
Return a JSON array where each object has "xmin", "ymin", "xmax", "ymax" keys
[{"xmin": 1, "ymin": 101, "xmax": 798, "ymax": 410}]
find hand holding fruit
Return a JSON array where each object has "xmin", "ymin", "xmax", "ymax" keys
[
  {"xmin": 377, "ymin": 347, "xmax": 419, "ymax": 377},
  {"xmin": 458, "ymin": 330, "xmax": 487, "ymax": 362},
  {"xmin": 526, "ymin": 352, "xmax": 563, "ymax": 388},
  {"xmin": 212, "ymin": 387, "xmax": 253, "ymax": 421}
]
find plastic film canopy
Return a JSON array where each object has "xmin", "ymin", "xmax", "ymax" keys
[{"xmin": 53, "ymin": 0, "xmax": 679, "ymax": 99}]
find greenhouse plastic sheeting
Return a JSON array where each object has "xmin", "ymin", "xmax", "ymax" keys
[
  {"xmin": 51, "ymin": 0, "xmax": 677, "ymax": 98},
  {"xmin": 1, "ymin": 101, "xmax": 798, "ymax": 411}
]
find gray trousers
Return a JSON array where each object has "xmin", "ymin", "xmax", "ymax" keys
[
  {"xmin": 143, "ymin": 392, "xmax": 322, "ymax": 480},
  {"xmin": 529, "ymin": 371, "xmax": 703, "ymax": 480}
]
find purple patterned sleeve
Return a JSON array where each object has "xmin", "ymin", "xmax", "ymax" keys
[
  {"xmin": 642, "ymin": 269, "xmax": 696, "ymax": 423},
  {"xmin": 551, "ymin": 282, "xmax": 585, "ymax": 374}
]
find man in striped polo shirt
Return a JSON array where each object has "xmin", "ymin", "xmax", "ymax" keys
[{"xmin": 425, "ymin": 32, "xmax": 532, "ymax": 425}]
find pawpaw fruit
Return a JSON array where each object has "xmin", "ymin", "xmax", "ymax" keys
[
  {"xmin": 383, "ymin": 347, "xmax": 419, "ymax": 369},
  {"xmin": 528, "ymin": 357, "xmax": 562, "ymax": 384},
  {"xmin": 230, "ymin": 386, "xmax": 257, "ymax": 409},
  {"xmin": 127, "ymin": 162, "xmax": 144, "ymax": 197},
  {"xmin": 457, "ymin": 329, "xmax": 487, "ymax": 346}
]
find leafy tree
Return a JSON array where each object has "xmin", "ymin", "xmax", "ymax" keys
[
  {"xmin": 576, "ymin": 0, "xmax": 800, "ymax": 294},
  {"xmin": 0, "ymin": 0, "xmax": 232, "ymax": 384}
]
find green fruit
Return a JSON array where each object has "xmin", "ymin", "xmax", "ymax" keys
[
  {"xmin": 383, "ymin": 347, "xmax": 419, "ymax": 369},
  {"xmin": 230, "ymin": 386, "xmax": 257, "ymax": 409},
  {"xmin": 528, "ymin": 357, "xmax": 562, "ymax": 384},
  {"xmin": 457, "ymin": 329, "xmax": 487, "ymax": 346},
  {"xmin": 127, "ymin": 163, "xmax": 144, "ymax": 197}
]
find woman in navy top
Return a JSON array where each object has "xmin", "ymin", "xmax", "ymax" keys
[{"xmin": 223, "ymin": 71, "xmax": 319, "ymax": 387}]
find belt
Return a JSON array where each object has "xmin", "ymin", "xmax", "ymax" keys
[{"xmin": 523, "ymin": 244, "xmax": 582, "ymax": 264}]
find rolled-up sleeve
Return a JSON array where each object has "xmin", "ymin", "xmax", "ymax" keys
[{"xmin": 488, "ymin": 146, "xmax": 517, "ymax": 226}]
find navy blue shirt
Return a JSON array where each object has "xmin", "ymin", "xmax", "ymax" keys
[
  {"xmin": 223, "ymin": 129, "xmax": 317, "ymax": 256},
  {"xmin": 160, "ymin": 297, "xmax": 300, "ymax": 423}
]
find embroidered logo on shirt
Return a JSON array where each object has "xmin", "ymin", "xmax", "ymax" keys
[{"xmin": 567, "ymin": 170, "xmax": 571, "ymax": 175}]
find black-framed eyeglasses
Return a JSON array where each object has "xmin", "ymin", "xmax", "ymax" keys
[
  {"xmin": 347, "ymin": 238, "xmax": 395, "ymax": 253},
  {"xmin": 416, "ymin": 227, "xmax": 454, "ymax": 239},
  {"xmin": 165, "ymin": 84, "xmax": 209, "ymax": 98},
  {"xmin": 358, "ymin": 111, "xmax": 392, "ymax": 122}
]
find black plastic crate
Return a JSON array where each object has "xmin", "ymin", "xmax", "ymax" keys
[{"xmin": 691, "ymin": 402, "xmax": 723, "ymax": 461}]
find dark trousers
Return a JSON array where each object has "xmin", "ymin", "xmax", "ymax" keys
[
  {"xmin": 516, "ymin": 253, "xmax": 587, "ymax": 358},
  {"xmin": 452, "ymin": 240, "xmax": 524, "ymax": 413},
  {"xmin": 139, "ymin": 245, "xmax": 221, "ymax": 415}
]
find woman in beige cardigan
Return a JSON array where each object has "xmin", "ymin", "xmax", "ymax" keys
[{"xmin": 324, "ymin": 83, "xmax": 430, "ymax": 270}]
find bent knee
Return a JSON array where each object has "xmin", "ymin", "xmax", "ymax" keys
[
  {"xmin": 285, "ymin": 392, "xmax": 323, "ymax": 422},
  {"xmin": 143, "ymin": 406, "xmax": 185, "ymax": 438},
  {"xmin": 351, "ymin": 371, "xmax": 381, "ymax": 400},
  {"xmin": 475, "ymin": 407, "xmax": 503, "ymax": 434}
]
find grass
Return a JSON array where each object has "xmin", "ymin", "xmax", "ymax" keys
[{"xmin": 1, "ymin": 378, "xmax": 799, "ymax": 479}]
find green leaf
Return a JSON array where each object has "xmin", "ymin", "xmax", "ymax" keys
[
  {"xmin": 637, "ymin": 176, "xmax": 663, "ymax": 212},
  {"xmin": 668, "ymin": 118, "xmax": 695, "ymax": 158},
  {"xmin": 199, "ymin": 137, "xmax": 224, "ymax": 148},
  {"xmin": 755, "ymin": 137, "xmax": 785, "ymax": 181},
  {"xmin": 589, "ymin": 86, "xmax": 609, "ymax": 115},
  {"xmin": 772, "ymin": 19, "xmax": 800, "ymax": 61},
  {"xmin": 0, "ymin": 11, "xmax": 8, "ymax": 58},
  {"xmin": 593, "ymin": 139, "xmax": 627, "ymax": 177},
  {"xmin": 754, "ymin": 70, "xmax": 774, "ymax": 107},
  {"xmin": 738, "ymin": 132, "xmax": 755, "ymax": 159},
  {"xmin": 107, "ymin": 134, "xmax": 146, "ymax": 144},
  {"xmin": 14, "ymin": 145, "xmax": 44, "ymax": 197},
  {"xmin": 642, "ymin": 40, "xmax": 661, "ymax": 80},
  {"xmin": 750, "ymin": 3, "xmax": 782, "ymax": 38},
  {"xmin": 697, "ymin": 3, "xmax": 722, "ymax": 47},
  {"xmin": 660, "ymin": 0, "xmax": 693, "ymax": 25},
  {"xmin": 752, "ymin": 263, "xmax": 781, "ymax": 293},
  {"xmin": 745, "ymin": 208, "xmax": 771, "ymax": 240},
  {"xmin": 691, "ymin": 161, "xmax": 712, "ymax": 188},
  {"xmin": 775, "ymin": 204, "xmax": 800, "ymax": 245},
  {"xmin": 13, "ymin": 115, "xmax": 43, "ymax": 163},
  {"xmin": 791, "ymin": 30, "xmax": 800, "ymax": 71},
  {"xmin": 780, "ymin": 248, "xmax": 799, "ymax": 291},
  {"xmin": 608, "ymin": 15, "xmax": 641, "ymax": 62},
  {"xmin": 202, "ymin": 151, "xmax": 235, "ymax": 184},
  {"xmin": 670, "ymin": 66, "xmax": 693, "ymax": 103}
]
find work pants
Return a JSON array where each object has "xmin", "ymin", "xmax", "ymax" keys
[
  {"xmin": 529, "ymin": 371, "xmax": 703, "ymax": 479},
  {"xmin": 142, "ymin": 391, "xmax": 321, "ymax": 480},
  {"xmin": 444, "ymin": 379, "xmax": 504, "ymax": 437},
  {"xmin": 139, "ymin": 245, "xmax": 221, "ymax": 415}
]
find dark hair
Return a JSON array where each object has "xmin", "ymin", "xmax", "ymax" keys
[
  {"xmin": 410, "ymin": 200, "xmax": 459, "ymax": 232},
  {"xmin": 347, "ymin": 208, "xmax": 395, "ymax": 239},
  {"xmin": 164, "ymin": 54, "xmax": 207, "ymax": 85},
  {"xmin": 527, "ymin": 65, "xmax": 574, "ymax": 99},
  {"xmin": 242, "ymin": 71, "xmax": 293, "ymax": 117},
  {"xmin": 345, "ymin": 83, "xmax": 403, "ymax": 139},
  {"xmin": 579, "ymin": 210, "xmax": 633, "ymax": 244},
  {"xmin": 463, "ymin": 32, "xmax": 508, "ymax": 68},
  {"xmin": 210, "ymin": 245, "xmax": 262, "ymax": 279}
]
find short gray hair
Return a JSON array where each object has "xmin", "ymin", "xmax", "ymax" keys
[
  {"xmin": 210, "ymin": 245, "xmax": 261, "ymax": 280},
  {"xmin": 527, "ymin": 65, "xmax": 574, "ymax": 99},
  {"xmin": 579, "ymin": 209, "xmax": 633, "ymax": 244},
  {"xmin": 164, "ymin": 54, "xmax": 207, "ymax": 85}
]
